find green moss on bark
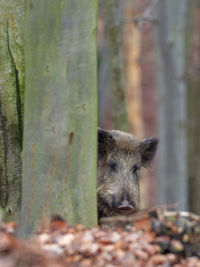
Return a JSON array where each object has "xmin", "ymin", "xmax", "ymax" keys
[{"xmin": 0, "ymin": 0, "xmax": 25, "ymax": 222}]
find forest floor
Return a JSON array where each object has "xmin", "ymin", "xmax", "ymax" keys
[{"xmin": 0, "ymin": 207, "xmax": 200, "ymax": 267}]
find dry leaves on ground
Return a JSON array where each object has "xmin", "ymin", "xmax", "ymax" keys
[{"xmin": 0, "ymin": 207, "xmax": 200, "ymax": 267}]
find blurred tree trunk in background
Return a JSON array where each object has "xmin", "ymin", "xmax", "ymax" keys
[
  {"xmin": 186, "ymin": 1, "xmax": 200, "ymax": 214},
  {"xmin": 123, "ymin": 1, "xmax": 148, "ymax": 209},
  {"xmin": 97, "ymin": 14, "xmax": 111, "ymax": 129},
  {"xmin": 155, "ymin": 0, "xmax": 188, "ymax": 210},
  {"xmin": 18, "ymin": 0, "xmax": 97, "ymax": 236},
  {"xmin": 123, "ymin": 2, "xmax": 144, "ymax": 138},
  {"xmin": 101, "ymin": 0, "xmax": 128, "ymax": 131},
  {"xmin": 0, "ymin": 0, "xmax": 24, "ymax": 221}
]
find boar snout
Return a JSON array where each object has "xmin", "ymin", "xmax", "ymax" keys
[
  {"xmin": 116, "ymin": 199, "xmax": 137, "ymax": 215},
  {"xmin": 117, "ymin": 200, "xmax": 135, "ymax": 212}
]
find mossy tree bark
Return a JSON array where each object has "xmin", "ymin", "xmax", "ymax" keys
[
  {"xmin": 101, "ymin": 0, "xmax": 129, "ymax": 131},
  {"xmin": 18, "ymin": 0, "xmax": 98, "ymax": 236},
  {"xmin": 0, "ymin": 0, "xmax": 24, "ymax": 221}
]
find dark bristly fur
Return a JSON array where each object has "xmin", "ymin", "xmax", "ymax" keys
[{"xmin": 97, "ymin": 128, "xmax": 158, "ymax": 220}]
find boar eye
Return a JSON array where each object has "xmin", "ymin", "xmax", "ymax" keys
[
  {"xmin": 132, "ymin": 164, "xmax": 139, "ymax": 175},
  {"xmin": 108, "ymin": 161, "xmax": 118, "ymax": 172}
]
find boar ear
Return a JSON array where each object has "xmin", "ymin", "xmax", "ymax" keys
[
  {"xmin": 98, "ymin": 128, "xmax": 115, "ymax": 158},
  {"xmin": 140, "ymin": 138, "xmax": 158, "ymax": 167}
]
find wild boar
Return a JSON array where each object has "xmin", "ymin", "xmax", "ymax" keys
[{"xmin": 97, "ymin": 128, "xmax": 158, "ymax": 219}]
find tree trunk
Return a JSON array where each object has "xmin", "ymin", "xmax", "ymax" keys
[
  {"xmin": 101, "ymin": 0, "xmax": 128, "ymax": 131},
  {"xmin": 123, "ymin": 2, "xmax": 149, "ymax": 209},
  {"xmin": 186, "ymin": 1, "xmax": 200, "ymax": 214},
  {"xmin": 155, "ymin": 0, "xmax": 188, "ymax": 210},
  {"xmin": 0, "ymin": 0, "xmax": 24, "ymax": 221},
  {"xmin": 97, "ymin": 12, "xmax": 110, "ymax": 129},
  {"xmin": 123, "ymin": 3, "xmax": 143, "ymax": 138},
  {"xmin": 18, "ymin": 0, "xmax": 98, "ymax": 236}
]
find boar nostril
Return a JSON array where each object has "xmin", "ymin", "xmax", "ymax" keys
[{"xmin": 116, "ymin": 200, "xmax": 134, "ymax": 211}]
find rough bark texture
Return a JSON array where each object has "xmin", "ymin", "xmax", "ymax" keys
[
  {"xmin": 0, "ymin": 0, "xmax": 24, "ymax": 221},
  {"xmin": 101, "ymin": 0, "xmax": 129, "ymax": 131},
  {"xmin": 155, "ymin": 0, "xmax": 188, "ymax": 210},
  {"xmin": 18, "ymin": 0, "xmax": 98, "ymax": 236},
  {"xmin": 187, "ymin": 1, "xmax": 200, "ymax": 214}
]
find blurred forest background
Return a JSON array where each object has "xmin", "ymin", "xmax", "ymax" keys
[{"xmin": 97, "ymin": 0, "xmax": 200, "ymax": 213}]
